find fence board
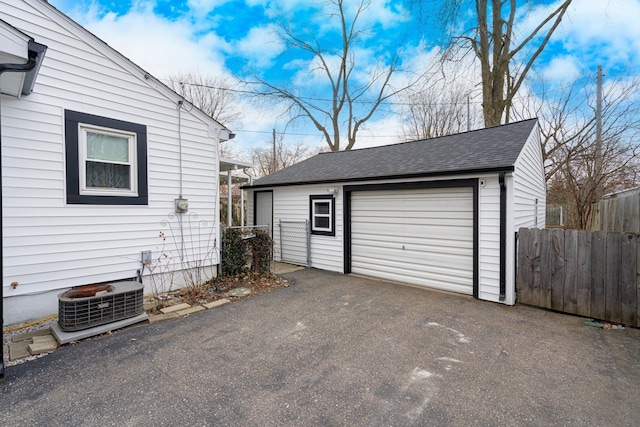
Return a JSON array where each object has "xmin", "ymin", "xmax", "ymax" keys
[
  {"xmin": 605, "ymin": 233, "xmax": 622, "ymax": 324},
  {"xmin": 549, "ymin": 230, "xmax": 566, "ymax": 312},
  {"xmin": 563, "ymin": 230, "xmax": 578, "ymax": 314},
  {"xmin": 540, "ymin": 230, "xmax": 552, "ymax": 309},
  {"xmin": 575, "ymin": 230, "xmax": 592, "ymax": 317},
  {"xmin": 637, "ymin": 235, "xmax": 640, "ymax": 328},
  {"xmin": 620, "ymin": 233, "xmax": 637, "ymax": 327},
  {"xmin": 531, "ymin": 228, "xmax": 542, "ymax": 308},
  {"xmin": 517, "ymin": 228, "xmax": 531, "ymax": 304},
  {"xmin": 591, "ymin": 231, "xmax": 607, "ymax": 321}
]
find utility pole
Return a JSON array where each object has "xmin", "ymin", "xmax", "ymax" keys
[
  {"xmin": 595, "ymin": 65, "xmax": 603, "ymax": 202},
  {"xmin": 272, "ymin": 128, "xmax": 277, "ymax": 174}
]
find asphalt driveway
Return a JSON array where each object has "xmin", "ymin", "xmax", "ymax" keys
[{"xmin": 1, "ymin": 268, "xmax": 639, "ymax": 426}]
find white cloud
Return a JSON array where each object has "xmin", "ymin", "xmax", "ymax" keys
[
  {"xmin": 234, "ymin": 24, "xmax": 285, "ymax": 69},
  {"xmin": 518, "ymin": 0, "xmax": 640, "ymax": 71},
  {"xmin": 57, "ymin": 1, "xmax": 231, "ymax": 78},
  {"xmin": 541, "ymin": 55, "xmax": 582, "ymax": 82},
  {"xmin": 356, "ymin": 0, "xmax": 410, "ymax": 30},
  {"xmin": 187, "ymin": 0, "xmax": 232, "ymax": 12}
]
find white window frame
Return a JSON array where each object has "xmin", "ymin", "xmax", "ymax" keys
[
  {"xmin": 78, "ymin": 123, "xmax": 138, "ymax": 197},
  {"xmin": 311, "ymin": 198, "xmax": 333, "ymax": 234}
]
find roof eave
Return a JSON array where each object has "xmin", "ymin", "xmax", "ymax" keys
[{"xmin": 243, "ymin": 165, "xmax": 516, "ymax": 190}]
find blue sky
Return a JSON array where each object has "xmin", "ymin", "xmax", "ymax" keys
[{"xmin": 49, "ymin": 0, "xmax": 640, "ymax": 157}]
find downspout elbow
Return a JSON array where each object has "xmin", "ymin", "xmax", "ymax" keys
[{"xmin": 242, "ymin": 167, "xmax": 253, "ymax": 186}]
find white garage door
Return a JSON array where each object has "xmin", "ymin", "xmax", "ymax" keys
[{"xmin": 351, "ymin": 186, "xmax": 474, "ymax": 295}]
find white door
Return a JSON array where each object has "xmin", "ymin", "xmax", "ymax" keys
[
  {"xmin": 255, "ymin": 191, "xmax": 273, "ymax": 237},
  {"xmin": 350, "ymin": 187, "xmax": 474, "ymax": 295}
]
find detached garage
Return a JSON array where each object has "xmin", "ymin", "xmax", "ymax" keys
[{"xmin": 245, "ymin": 119, "xmax": 546, "ymax": 305}]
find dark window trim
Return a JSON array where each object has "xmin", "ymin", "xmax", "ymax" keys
[
  {"xmin": 343, "ymin": 178, "xmax": 479, "ymax": 299},
  {"xmin": 309, "ymin": 194, "xmax": 335, "ymax": 236},
  {"xmin": 65, "ymin": 110, "xmax": 148, "ymax": 205}
]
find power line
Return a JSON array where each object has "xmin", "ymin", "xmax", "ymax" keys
[{"xmin": 163, "ymin": 72, "xmax": 640, "ymax": 109}]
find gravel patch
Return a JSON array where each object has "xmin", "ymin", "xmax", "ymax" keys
[{"xmin": 2, "ymin": 317, "xmax": 58, "ymax": 367}]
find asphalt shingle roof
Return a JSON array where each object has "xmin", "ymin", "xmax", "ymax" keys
[{"xmin": 248, "ymin": 118, "xmax": 538, "ymax": 188}]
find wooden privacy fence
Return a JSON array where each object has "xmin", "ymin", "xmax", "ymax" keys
[
  {"xmin": 517, "ymin": 228, "xmax": 639, "ymax": 327},
  {"xmin": 587, "ymin": 189, "xmax": 640, "ymax": 233}
]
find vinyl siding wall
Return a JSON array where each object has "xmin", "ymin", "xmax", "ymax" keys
[
  {"xmin": 507, "ymin": 126, "xmax": 546, "ymax": 305},
  {"xmin": 272, "ymin": 185, "xmax": 343, "ymax": 272},
  {"xmin": 249, "ymin": 173, "xmax": 506, "ymax": 298},
  {"xmin": 477, "ymin": 175, "xmax": 502, "ymax": 302},
  {"xmin": 513, "ymin": 128, "xmax": 547, "ymax": 229},
  {"xmin": 1, "ymin": 0, "xmax": 222, "ymax": 322}
]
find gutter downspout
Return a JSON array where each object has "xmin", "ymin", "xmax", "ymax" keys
[
  {"xmin": 227, "ymin": 169, "xmax": 233, "ymax": 227},
  {"xmin": 0, "ymin": 48, "xmax": 40, "ymax": 381},
  {"xmin": 241, "ymin": 168, "xmax": 253, "ymax": 226},
  {"xmin": 499, "ymin": 172, "xmax": 507, "ymax": 301}
]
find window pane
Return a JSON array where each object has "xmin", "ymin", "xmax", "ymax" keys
[
  {"xmin": 87, "ymin": 132, "xmax": 129, "ymax": 162},
  {"xmin": 314, "ymin": 201, "xmax": 330, "ymax": 215},
  {"xmin": 86, "ymin": 161, "xmax": 131, "ymax": 189},
  {"xmin": 315, "ymin": 217, "xmax": 330, "ymax": 229}
]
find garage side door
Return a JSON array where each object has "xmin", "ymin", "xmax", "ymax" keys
[{"xmin": 350, "ymin": 187, "xmax": 474, "ymax": 295}]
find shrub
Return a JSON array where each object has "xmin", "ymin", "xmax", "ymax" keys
[{"xmin": 221, "ymin": 228, "xmax": 248, "ymax": 277}]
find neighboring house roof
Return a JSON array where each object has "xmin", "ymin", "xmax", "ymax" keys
[{"xmin": 247, "ymin": 119, "xmax": 538, "ymax": 188}]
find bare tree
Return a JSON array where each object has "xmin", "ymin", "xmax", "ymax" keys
[
  {"xmin": 166, "ymin": 73, "xmax": 242, "ymax": 158},
  {"xmin": 251, "ymin": 0, "xmax": 417, "ymax": 151},
  {"xmin": 166, "ymin": 72, "xmax": 242, "ymax": 127},
  {"xmin": 249, "ymin": 138, "xmax": 312, "ymax": 177},
  {"xmin": 399, "ymin": 74, "xmax": 482, "ymax": 140},
  {"xmin": 422, "ymin": 0, "xmax": 572, "ymax": 127},
  {"xmin": 514, "ymin": 75, "xmax": 640, "ymax": 228}
]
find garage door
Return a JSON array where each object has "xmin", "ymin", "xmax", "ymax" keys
[{"xmin": 350, "ymin": 186, "xmax": 474, "ymax": 295}]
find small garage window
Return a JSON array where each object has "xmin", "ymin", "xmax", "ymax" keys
[{"xmin": 310, "ymin": 195, "xmax": 335, "ymax": 236}]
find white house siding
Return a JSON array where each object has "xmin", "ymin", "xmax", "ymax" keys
[
  {"xmin": 477, "ymin": 175, "xmax": 502, "ymax": 302},
  {"xmin": 507, "ymin": 126, "xmax": 546, "ymax": 305},
  {"xmin": 1, "ymin": 0, "xmax": 223, "ymax": 323},
  {"xmin": 513, "ymin": 128, "xmax": 547, "ymax": 229},
  {"xmin": 271, "ymin": 185, "xmax": 343, "ymax": 273}
]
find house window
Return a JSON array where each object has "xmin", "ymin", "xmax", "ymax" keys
[
  {"xmin": 65, "ymin": 110, "xmax": 148, "ymax": 205},
  {"xmin": 310, "ymin": 195, "xmax": 335, "ymax": 236},
  {"xmin": 80, "ymin": 125, "xmax": 137, "ymax": 195}
]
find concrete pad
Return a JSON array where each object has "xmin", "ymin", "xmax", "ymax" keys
[
  {"xmin": 273, "ymin": 262, "xmax": 306, "ymax": 274},
  {"xmin": 28, "ymin": 335, "xmax": 58, "ymax": 355},
  {"xmin": 176, "ymin": 306, "xmax": 206, "ymax": 316},
  {"xmin": 203, "ymin": 299, "xmax": 230, "ymax": 309},
  {"xmin": 51, "ymin": 313, "xmax": 149, "ymax": 345},
  {"xmin": 9, "ymin": 341, "xmax": 31, "ymax": 361},
  {"xmin": 159, "ymin": 303, "xmax": 191, "ymax": 314},
  {"xmin": 143, "ymin": 300, "xmax": 159, "ymax": 311},
  {"xmin": 147, "ymin": 312, "xmax": 180, "ymax": 324},
  {"xmin": 11, "ymin": 328, "xmax": 53, "ymax": 343}
]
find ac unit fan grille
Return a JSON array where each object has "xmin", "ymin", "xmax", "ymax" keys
[{"xmin": 58, "ymin": 282, "xmax": 144, "ymax": 332}]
